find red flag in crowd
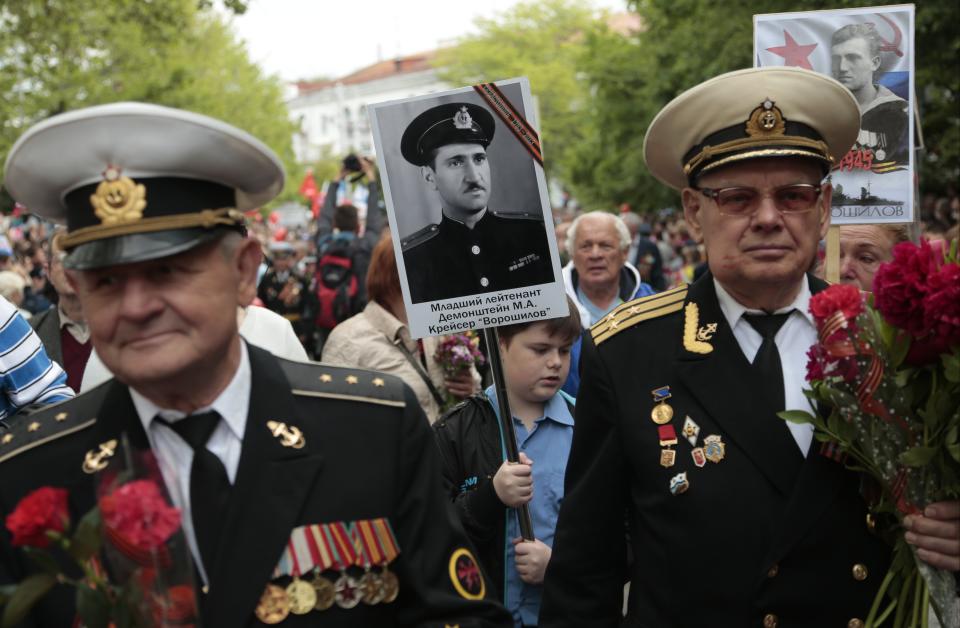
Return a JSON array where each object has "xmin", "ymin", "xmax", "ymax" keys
[{"xmin": 299, "ymin": 170, "xmax": 320, "ymax": 217}]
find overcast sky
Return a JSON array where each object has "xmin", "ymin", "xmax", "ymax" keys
[{"xmin": 230, "ymin": 0, "xmax": 626, "ymax": 82}]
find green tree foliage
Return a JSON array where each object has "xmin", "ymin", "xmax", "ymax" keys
[
  {"xmin": 571, "ymin": 0, "xmax": 959, "ymax": 210},
  {"xmin": 0, "ymin": 0, "xmax": 294, "ymax": 204},
  {"xmin": 435, "ymin": 0, "xmax": 609, "ymax": 182}
]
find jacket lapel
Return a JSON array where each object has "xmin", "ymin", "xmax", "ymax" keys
[
  {"xmin": 204, "ymin": 345, "xmax": 325, "ymax": 627},
  {"xmin": 674, "ymin": 275, "xmax": 803, "ymax": 496},
  {"xmin": 63, "ymin": 382, "xmax": 152, "ymax": 551},
  {"xmin": 757, "ymin": 442, "xmax": 845, "ymax": 583}
]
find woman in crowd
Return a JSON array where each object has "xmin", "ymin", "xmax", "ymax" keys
[{"xmin": 322, "ymin": 235, "xmax": 479, "ymax": 423}]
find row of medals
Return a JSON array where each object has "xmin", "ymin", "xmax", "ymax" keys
[{"xmin": 256, "ymin": 565, "xmax": 399, "ymax": 624}]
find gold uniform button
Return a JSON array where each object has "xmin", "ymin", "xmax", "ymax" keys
[
  {"xmin": 865, "ymin": 513, "xmax": 876, "ymax": 531},
  {"xmin": 763, "ymin": 613, "xmax": 778, "ymax": 628},
  {"xmin": 852, "ymin": 564, "xmax": 868, "ymax": 581},
  {"xmin": 848, "ymin": 619, "xmax": 864, "ymax": 628},
  {"xmin": 766, "ymin": 563, "xmax": 779, "ymax": 578}
]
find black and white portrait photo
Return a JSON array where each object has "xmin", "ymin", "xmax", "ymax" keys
[{"xmin": 370, "ymin": 78, "xmax": 567, "ymax": 338}]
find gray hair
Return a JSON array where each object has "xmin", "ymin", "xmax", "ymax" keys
[
  {"xmin": 566, "ymin": 211, "xmax": 632, "ymax": 254},
  {"xmin": 620, "ymin": 211, "xmax": 642, "ymax": 230},
  {"xmin": 0, "ymin": 271, "xmax": 25, "ymax": 302}
]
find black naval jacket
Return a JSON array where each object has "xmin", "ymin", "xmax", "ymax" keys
[
  {"xmin": 539, "ymin": 274, "xmax": 891, "ymax": 628},
  {"xmin": 401, "ymin": 211, "xmax": 554, "ymax": 304},
  {"xmin": 0, "ymin": 344, "xmax": 510, "ymax": 627}
]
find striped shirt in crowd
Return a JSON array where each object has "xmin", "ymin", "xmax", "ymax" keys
[{"xmin": 0, "ymin": 296, "xmax": 74, "ymax": 421}]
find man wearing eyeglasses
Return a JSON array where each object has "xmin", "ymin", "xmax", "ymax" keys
[{"xmin": 540, "ymin": 67, "xmax": 959, "ymax": 627}]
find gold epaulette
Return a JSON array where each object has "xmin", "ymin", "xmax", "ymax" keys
[
  {"xmin": 0, "ymin": 399, "xmax": 96, "ymax": 465},
  {"xmin": 280, "ymin": 359, "xmax": 407, "ymax": 409},
  {"xmin": 591, "ymin": 285, "xmax": 688, "ymax": 345}
]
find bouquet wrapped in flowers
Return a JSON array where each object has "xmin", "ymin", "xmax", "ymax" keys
[
  {"xmin": 434, "ymin": 331, "xmax": 486, "ymax": 411},
  {"xmin": 782, "ymin": 240, "xmax": 959, "ymax": 627},
  {"xmin": 1, "ymin": 444, "xmax": 198, "ymax": 627}
]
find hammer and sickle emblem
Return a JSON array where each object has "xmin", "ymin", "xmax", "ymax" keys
[
  {"xmin": 697, "ymin": 323, "xmax": 718, "ymax": 342},
  {"xmin": 873, "ymin": 15, "xmax": 904, "ymax": 58},
  {"xmin": 82, "ymin": 439, "xmax": 118, "ymax": 474},
  {"xmin": 266, "ymin": 421, "xmax": 306, "ymax": 449}
]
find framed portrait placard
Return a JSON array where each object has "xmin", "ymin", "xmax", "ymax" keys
[
  {"xmin": 755, "ymin": 4, "xmax": 916, "ymax": 225},
  {"xmin": 369, "ymin": 77, "xmax": 567, "ymax": 339}
]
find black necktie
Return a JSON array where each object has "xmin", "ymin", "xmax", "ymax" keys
[
  {"xmin": 161, "ymin": 411, "xmax": 230, "ymax": 573},
  {"xmin": 743, "ymin": 312, "xmax": 793, "ymax": 412}
]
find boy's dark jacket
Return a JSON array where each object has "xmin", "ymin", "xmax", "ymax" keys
[{"xmin": 432, "ymin": 393, "xmax": 573, "ymax": 602}]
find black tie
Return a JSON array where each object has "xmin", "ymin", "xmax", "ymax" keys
[
  {"xmin": 743, "ymin": 312, "xmax": 793, "ymax": 412},
  {"xmin": 161, "ymin": 411, "xmax": 230, "ymax": 574}
]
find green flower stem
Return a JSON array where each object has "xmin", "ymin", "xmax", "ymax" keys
[
  {"xmin": 920, "ymin": 578, "xmax": 929, "ymax": 628},
  {"xmin": 891, "ymin": 568, "xmax": 915, "ymax": 627},
  {"xmin": 873, "ymin": 599, "xmax": 898, "ymax": 626},
  {"xmin": 866, "ymin": 568, "xmax": 896, "ymax": 626},
  {"xmin": 909, "ymin": 572, "xmax": 923, "ymax": 628},
  {"xmin": 816, "ymin": 420, "xmax": 884, "ymax": 478}
]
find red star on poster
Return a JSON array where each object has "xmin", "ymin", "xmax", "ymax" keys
[{"xmin": 766, "ymin": 30, "xmax": 818, "ymax": 69}]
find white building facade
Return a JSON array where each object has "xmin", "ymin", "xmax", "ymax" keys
[{"xmin": 287, "ymin": 52, "xmax": 450, "ymax": 163}]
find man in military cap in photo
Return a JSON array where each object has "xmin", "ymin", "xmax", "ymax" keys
[
  {"xmin": 0, "ymin": 103, "xmax": 510, "ymax": 627},
  {"xmin": 399, "ymin": 102, "xmax": 554, "ymax": 303},
  {"xmin": 539, "ymin": 67, "xmax": 959, "ymax": 627}
]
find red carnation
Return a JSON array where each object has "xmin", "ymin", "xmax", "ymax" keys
[
  {"xmin": 922, "ymin": 262, "xmax": 960, "ymax": 350},
  {"xmin": 810, "ymin": 284, "xmax": 864, "ymax": 325},
  {"xmin": 806, "ymin": 345, "xmax": 826, "ymax": 382},
  {"xmin": 5, "ymin": 486, "xmax": 69, "ymax": 548},
  {"xmin": 99, "ymin": 480, "xmax": 181, "ymax": 555},
  {"xmin": 873, "ymin": 240, "xmax": 940, "ymax": 336}
]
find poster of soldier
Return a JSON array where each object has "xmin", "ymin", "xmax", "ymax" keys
[
  {"xmin": 369, "ymin": 77, "xmax": 567, "ymax": 339},
  {"xmin": 754, "ymin": 5, "xmax": 915, "ymax": 225}
]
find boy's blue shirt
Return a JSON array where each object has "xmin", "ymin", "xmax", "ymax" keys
[{"xmin": 484, "ymin": 385, "xmax": 574, "ymax": 627}]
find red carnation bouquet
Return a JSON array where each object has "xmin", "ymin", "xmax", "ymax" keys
[
  {"xmin": 434, "ymin": 331, "xmax": 486, "ymax": 411},
  {"xmin": 0, "ymin": 444, "xmax": 198, "ymax": 627},
  {"xmin": 781, "ymin": 240, "xmax": 960, "ymax": 627}
]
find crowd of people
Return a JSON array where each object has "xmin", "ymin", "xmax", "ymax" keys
[{"xmin": 0, "ymin": 64, "xmax": 958, "ymax": 628}]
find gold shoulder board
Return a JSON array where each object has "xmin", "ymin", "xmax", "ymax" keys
[
  {"xmin": 591, "ymin": 285, "xmax": 687, "ymax": 345},
  {"xmin": 281, "ymin": 360, "xmax": 407, "ymax": 409},
  {"xmin": 0, "ymin": 401, "xmax": 95, "ymax": 465}
]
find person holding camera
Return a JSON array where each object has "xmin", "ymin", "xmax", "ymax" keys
[{"xmin": 311, "ymin": 155, "xmax": 387, "ymax": 356}]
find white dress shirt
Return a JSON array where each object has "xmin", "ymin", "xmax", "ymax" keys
[
  {"xmin": 129, "ymin": 341, "xmax": 252, "ymax": 584},
  {"xmin": 714, "ymin": 278, "xmax": 816, "ymax": 456}
]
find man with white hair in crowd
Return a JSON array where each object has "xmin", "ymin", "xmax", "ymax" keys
[
  {"xmin": 561, "ymin": 211, "xmax": 655, "ymax": 394},
  {"xmin": 563, "ymin": 211, "xmax": 655, "ymax": 329}
]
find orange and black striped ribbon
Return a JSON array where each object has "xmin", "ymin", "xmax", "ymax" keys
[{"xmin": 473, "ymin": 82, "xmax": 543, "ymax": 166}]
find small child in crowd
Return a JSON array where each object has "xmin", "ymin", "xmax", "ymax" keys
[{"xmin": 433, "ymin": 298, "xmax": 581, "ymax": 627}]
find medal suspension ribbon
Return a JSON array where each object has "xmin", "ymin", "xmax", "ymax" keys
[
  {"xmin": 325, "ymin": 522, "xmax": 360, "ymax": 571},
  {"xmin": 272, "ymin": 524, "xmax": 344, "ymax": 578},
  {"xmin": 353, "ymin": 518, "xmax": 400, "ymax": 568}
]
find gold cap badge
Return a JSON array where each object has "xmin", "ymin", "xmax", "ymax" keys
[
  {"xmin": 745, "ymin": 99, "xmax": 786, "ymax": 138},
  {"xmin": 89, "ymin": 165, "xmax": 146, "ymax": 225}
]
